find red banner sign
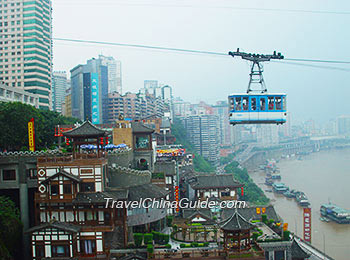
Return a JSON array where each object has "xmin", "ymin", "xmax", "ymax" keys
[
  {"xmin": 303, "ymin": 207, "xmax": 311, "ymax": 242},
  {"xmin": 28, "ymin": 118, "xmax": 35, "ymax": 152}
]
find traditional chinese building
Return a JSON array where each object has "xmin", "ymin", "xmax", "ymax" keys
[
  {"xmin": 27, "ymin": 121, "xmax": 128, "ymax": 259},
  {"xmin": 189, "ymin": 174, "xmax": 243, "ymax": 201}
]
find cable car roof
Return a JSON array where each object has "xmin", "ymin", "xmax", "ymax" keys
[{"xmin": 229, "ymin": 93, "xmax": 286, "ymax": 97}]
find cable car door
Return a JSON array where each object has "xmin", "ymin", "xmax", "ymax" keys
[{"xmin": 259, "ymin": 96, "xmax": 267, "ymax": 121}]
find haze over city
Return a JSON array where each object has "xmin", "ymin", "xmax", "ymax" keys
[{"xmin": 52, "ymin": 0, "xmax": 350, "ymax": 123}]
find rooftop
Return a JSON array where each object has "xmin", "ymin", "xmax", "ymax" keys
[
  {"xmin": 64, "ymin": 120, "xmax": 108, "ymax": 138},
  {"xmin": 190, "ymin": 174, "xmax": 243, "ymax": 189}
]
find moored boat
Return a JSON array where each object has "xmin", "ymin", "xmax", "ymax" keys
[
  {"xmin": 272, "ymin": 183, "xmax": 288, "ymax": 193},
  {"xmin": 320, "ymin": 204, "xmax": 350, "ymax": 224}
]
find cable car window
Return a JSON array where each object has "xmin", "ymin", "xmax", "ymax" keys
[
  {"xmin": 260, "ymin": 98, "xmax": 266, "ymax": 111},
  {"xmin": 251, "ymin": 97, "xmax": 257, "ymax": 111},
  {"xmin": 243, "ymin": 97, "xmax": 249, "ymax": 111},
  {"xmin": 275, "ymin": 97, "xmax": 282, "ymax": 110},
  {"xmin": 229, "ymin": 98, "xmax": 234, "ymax": 111},
  {"xmin": 283, "ymin": 96, "xmax": 286, "ymax": 110},
  {"xmin": 235, "ymin": 97, "xmax": 242, "ymax": 111},
  {"xmin": 268, "ymin": 97, "xmax": 274, "ymax": 110}
]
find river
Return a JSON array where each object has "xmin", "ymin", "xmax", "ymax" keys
[{"xmin": 250, "ymin": 148, "xmax": 350, "ymax": 260}]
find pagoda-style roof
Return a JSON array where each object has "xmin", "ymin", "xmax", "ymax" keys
[
  {"xmin": 128, "ymin": 183, "xmax": 169, "ymax": 201},
  {"xmin": 131, "ymin": 122, "xmax": 154, "ymax": 134},
  {"xmin": 63, "ymin": 120, "xmax": 108, "ymax": 138},
  {"xmin": 26, "ymin": 221, "xmax": 80, "ymax": 233},
  {"xmin": 73, "ymin": 190, "xmax": 128, "ymax": 205},
  {"xmin": 40, "ymin": 169, "xmax": 82, "ymax": 185},
  {"xmin": 191, "ymin": 174, "xmax": 243, "ymax": 190},
  {"xmin": 221, "ymin": 205, "xmax": 281, "ymax": 223},
  {"xmin": 220, "ymin": 209, "xmax": 254, "ymax": 231},
  {"xmin": 291, "ymin": 239, "xmax": 311, "ymax": 259}
]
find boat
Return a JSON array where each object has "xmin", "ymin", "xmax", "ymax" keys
[
  {"xmin": 283, "ymin": 191, "xmax": 295, "ymax": 198},
  {"xmin": 320, "ymin": 204, "xmax": 350, "ymax": 224},
  {"xmin": 272, "ymin": 183, "xmax": 288, "ymax": 193},
  {"xmin": 319, "ymin": 217, "xmax": 330, "ymax": 222},
  {"xmin": 271, "ymin": 174, "xmax": 281, "ymax": 180},
  {"xmin": 296, "ymin": 192, "xmax": 310, "ymax": 207},
  {"xmin": 265, "ymin": 177, "xmax": 274, "ymax": 186}
]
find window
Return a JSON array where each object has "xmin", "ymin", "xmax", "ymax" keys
[
  {"xmin": 81, "ymin": 182, "xmax": 95, "ymax": 192},
  {"xmin": 234, "ymin": 97, "xmax": 241, "ymax": 111},
  {"xmin": 135, "ymin": 135, "xmax": 149, "ymax": 149},
  {"xmin": 27, "ymin": 168, "xmax": 37, "ymax": 179},
  {"xmin": 275, "ymin": 96, "xmax": 282, "ymax": 110},
  {"xmin": 268, "ymin": 97, "xmax": 274, "ymax": 110},
  {"xmin": 51, "ymin": 184, "xmax": 58, "ymax": 195},
  {"xmin": 80, "ymin": 240, "xmax": 96, "ymax": 256},
  {"xmin": 52, "ymin": 244, "xmax": 69, "ymax": 257},
  {"xmin": 221, "ymin": 191, "xmax": 230, "ymax": 197},
  {"xmin": 251, "ymin": 97, "xmax": 257, "ymax": 111},
  {"xmin": 242, "ymin": 97, "xmax": 249, "ymax": 111},
  {"xmin": 283, "ymin": 96, "xmax": 286, "ymax": 110},
  {"xmin": 35, "ymin": 244, "xmax": 45, "ymax": 259},
  {"xmin": 259, "ymin": 98, "xmax": 266, "ymax": 111},
  {"xmin": 63, "ymin": 184, "xmax": 72, "ymax": 194},
  {"xmin": 3, "ymin": 169, "xmax": 16, "ymax": 181}
]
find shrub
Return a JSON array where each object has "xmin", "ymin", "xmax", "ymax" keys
[
  {"xmin": 261, "ymin": 214, "xmax": 267, "ymax": 223},
  {"xmin": 133, "ymin": 233, "xmax": 143, "ymax": 247},
  {"xmin": 167, "ymin": 215, "xmax": 174, "ymax": 226},
  {"xmin": 252, "ymin": 232, "xmax": 259, "ymax": 240},
  {"xmin": 147, "ymin": 244, "xmax": 154, "ymax": 254},
  {"xmin": 204, "ymin": 242, "xmax": 209, "ymax": 247},
  {"xmin": 163, "ymin": 234, "xmax": 170, "ymax": 244},
  {"xmin": 212, "ymin": 216, "xmax": 217, "ymax": 221},
  {"xmin": 283, "ymin": 230, "xmax": 291, "ymax": 241},
  {"xmin": 185, "ymin": 244, "xmax": 191, "ymax": 248},
  {"xmin": 165, "ymin": 243, "xmax": 171, "ymax": 249},
  {"xmin": 180, "ymin": 243, "xmax": 186, "ymax": 248},
  {"xmin": 173, "ymin": 224, "xmax": 178, "ymax": 232},
  {"xmin": 152, "ymin": 231, "xmax": 161, "ymax": 244},
  {"xmin": 268, "ymin": 219, "xmax": 275, "ymax": 225},
  {"xmin": 191, "ymin": 242, "xmax": 198, "ymax": 247},
  {"xmin": 144, "ymin": 233, "xmax": 153, "ymax": 244}
]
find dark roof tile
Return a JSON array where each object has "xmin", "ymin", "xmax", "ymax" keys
[{"xmin": 64, "ymin": 120, "xmax": 107, "ymax": 137}]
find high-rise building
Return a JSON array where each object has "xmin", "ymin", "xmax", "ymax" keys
[
  {"xmin": 182, "ymin": 115, "xmax": 219, "ymax": 167},
  {"xmin": 0, "ymin": 0, "xmax": 53, "ymax": 109},
  {"xmin": 70, "ymin": 57, "xmax": 108, "ymax": 123},
  {"xmin": 52, "ymin": 71, "xmax": 69, "ymax": 113},
  {"xmin": 336, "ymin": 115, "xmax": 350, "ymax": 136},
  {"xmin": 99, "ymin": 55, "xmax": 122, "ymax": 94}
]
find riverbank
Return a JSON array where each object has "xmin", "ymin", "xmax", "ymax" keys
[{"xmin": 249, "ymin": 148, "xmax": 350, "ymax": 260}]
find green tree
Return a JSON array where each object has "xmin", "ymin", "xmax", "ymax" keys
[
  {"xmin": 133, "ymin": 233, "xmax": 143, "ymax": 247},
  {"xmin": 0, "ymin": 196, "xmax": 23, "ymax": 260},
  {"xmin": 0, "ymin": 102, "xmax": 79, "ymax": 151}
]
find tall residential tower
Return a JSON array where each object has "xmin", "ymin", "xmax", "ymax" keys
[{"xmin": 0, "ymin": 0, "xmax": 53, "ymax": 109}]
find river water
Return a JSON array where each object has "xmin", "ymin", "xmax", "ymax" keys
[{"xmin": 250, "ymin": 148, "xmax": 350, "ymax": 260}]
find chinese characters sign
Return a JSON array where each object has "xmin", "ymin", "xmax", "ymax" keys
[
  {"xmin": 28, "ymin": 118, "xmax": 35, "ymax": 152},
  {"xmin": 91, "ymin": 73, "xmax": 100, "ymax": 124},
  {"xmin": 303, "ymin": 207, "xmax": 311, "ymax": 242}
]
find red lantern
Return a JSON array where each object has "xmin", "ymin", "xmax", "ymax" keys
[{"xmin": 100, "ymin": 137, "xmax": 104, "ymax": 145}]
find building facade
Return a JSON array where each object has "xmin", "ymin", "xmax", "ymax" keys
[
  {"xmin": 0, "ymin": 0, "xmax": 53, "ymax": 109},
  {"xmin": 99, "ymin": 55, "xmax": 122, "ymax": 94},
  {"xmin": 52, "ymin": 71, "xmax": 69, "ymax": 113},
  {"xmin": 0, "ymin": 81, "xmax": 39, "ymax": 107},
  {"xmin": 70, "ymin": 58, "xmax": 109, "ymax": 123},
  {"xmin": 182, "ymin": 115, "xmax": 220, "ymax": 167}
]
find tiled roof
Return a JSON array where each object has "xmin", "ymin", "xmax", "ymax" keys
[
  {"xmin": 220, "ymin": 209, "xmax": 254, "ymax": 231},
  {"xmin": 40, "ymin": 169, "xmax": 82, "ymax": 184},
  {"xmin": 26, "ymin": 221, "xmax": 80, "ymax": 233},
  {"xmin": 64, "ymin": 120, "xmax": 107, "ymax": 137},
  {"xmin": 73, "ymin": 191, "xmax": 128, "ymax": 205},
  {"xmin": 190, "ymin": 174, "xmax": 243, "ymax": 189},
  {"xmin": 221, "ymin": 205, "xmax": 281, "ymax": 222},
  {"xmin": 128, "ymin": 183, "xmax": 169, "ymax": 201},
  {"xmin": 131, "ymin": 122, "xmax": 154, "ymax": 133},
  {"xmin": 291, "ymin": 239, "xmax": 311, "ymax": 259}
]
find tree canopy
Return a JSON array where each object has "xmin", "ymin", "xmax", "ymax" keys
[
  {"xmin": 0, "ymin": 102, "xmax": 79, "ymax": 151},
  {"xmin": 0, "ymin": 196, "xmax": 23, "ymax": 259}
]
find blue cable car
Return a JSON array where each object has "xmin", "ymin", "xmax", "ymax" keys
[
  {"xmin": 229, "ymin": 93, "xmax": 287, "ymax": 125},
  {"xmin": 227, "ymin": 49, "xmax": 287, "ymax": 125}
]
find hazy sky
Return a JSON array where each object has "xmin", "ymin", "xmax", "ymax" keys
[{"xmin": 52, "ymin": 0, "xmax": 350, "ymax": 123}]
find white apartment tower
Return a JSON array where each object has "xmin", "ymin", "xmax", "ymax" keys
[
  {"xmin": 52, "ymin": 71, "xmax": 68, "ymax": 113},
  {"xmin": 99, "ymin": 55, "xmax": 122, "ymax": 94},
  {"xmin": 0, "ymin": 0, "xmax": 53, "ymax": 109}
]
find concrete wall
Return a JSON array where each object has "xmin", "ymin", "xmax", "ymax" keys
[
  {"xmin": 108, "ymin": 150, "xmax": 133, "ymax": 168},
  {"xmin": 108, "ymin": 167, "xmax": 151, "ymax": 188}
]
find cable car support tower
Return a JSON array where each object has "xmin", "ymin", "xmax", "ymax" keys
[{"xmin": 228, "ymin": 48, "xmax": 284, "ymax": 93}]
